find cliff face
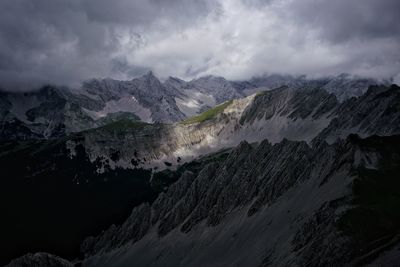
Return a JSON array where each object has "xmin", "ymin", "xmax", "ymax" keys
[
  {"xmin": 66, "ymin": 85, "xmax": 400, "ymax": 171},
  {"xmin": 4, "ymin": 84, "xmax": 400, "ymax": 266},
  {"xmin": 0, "ymin": 73, "xmax": 381, "ymax": 141},
  {"xmin": 74, "ymin": 85, "xmax": 400, "ymax": 267},
  {"xmin": 80, "ymin": 134, "xmax": 400, "ymax": 267},
  {"xmin": 317, "ymin": 85, "xmax": 400, "ymax": 143},
  {"xmin": 0, "ymin": 72, "xmax": 186, "ymax": 140}
]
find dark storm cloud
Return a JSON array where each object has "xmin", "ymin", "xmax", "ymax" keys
[
  {"xmin": 288, "ymin": 0, "xmax": 400, "ymax": 43},
  {"xmin": 0, "ymin": 0, "xmax": 399, "ymax": 91},
  {"xmin": 0, "ymin": 0, "xmax": 217, "ymax": 91}
]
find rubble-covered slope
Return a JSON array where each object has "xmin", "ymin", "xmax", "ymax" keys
[
  {"xmin": 0, "ymin": 73, "xmax": 385, "ymax": 140},
  {"xmin": 80, "ymin": 134, "xmax": 400, "ymax": 267},
  {"xmin": 4, "ymin": 84, "xmax": 400, "ymax": 266},
  {"xmin": 317, "ymin": 85, "xmax": 400, "ymax": 143},
  {"xmin": 0, "ymin": 72, "xmax": 186, "ymax": 140},
  {"xmin": 66, "ymin": 85, "xmax": 400, "ymax": 171}
]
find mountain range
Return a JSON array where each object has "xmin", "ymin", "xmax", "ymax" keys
[
  {"xmin": 0, "ymin": 73, "xmax": 383, "ymax": 140},
  {"xmin": 1, "ymin": 73, "xmax": 400, "ymax": 266}
]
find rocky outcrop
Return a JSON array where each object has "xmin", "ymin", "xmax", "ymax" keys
[
  {"xmin": 3, "ymin": 83, "xmax": 394, "ymax": 172},
  {"xmin": 3, "ymin": 82, "xmax": 400, "ymax": 266},
  {"xmin": 80, "ymin": 134, "xmax": 400, "ymax": 266},
  {"xmin": 236, "ymin": 73, "xmax": 382, "ymax": 101},
  {"xmin": 0, "ymin": 73, "xmax": 387, "ymax": 140},
  {"xmin": 317, "ymin": 84, "xmax": 400, "ymax": 143},
  {"xmin": 0, "ymin": 72, "xmax": 187, "ymax": 140},
  {"xmin": 64, "ymin": 84, "xmax": 399, "ymax": 172},
  {"xmin": 6, "ymin": 252, "xmax": 73, "ymax": 267}
]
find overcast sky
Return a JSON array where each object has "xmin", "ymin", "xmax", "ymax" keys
[{"xmin": 0, "ymin": 0, "xmax": 399, "ymax": 90}]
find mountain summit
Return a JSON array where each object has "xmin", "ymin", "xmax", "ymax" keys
[
  {"xmin": 1, "ymin": 76, "xmax": 399, "ymax": 266},
  {"xmin": 0, "ymin": 73, "xmax": 383, "ymax": 140}
]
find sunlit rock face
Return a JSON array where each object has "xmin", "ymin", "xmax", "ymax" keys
[
  {"xmin": 74, "ymin": 84, "xmax": 400, "ymax": 266},
  {"xmin": 64, "ymin": 84, "xmax": 400, "ymax": 172},
  {"xmin": 3, "ymin": 83, "xmax": 396, "ymax": 173},
  {"xmin": 0, "ymin": 73, "xmax": 381, "ymax": 141},
  {"xmin": 4, "ymin": 83, "xmax": 400, "ymax": 266}
]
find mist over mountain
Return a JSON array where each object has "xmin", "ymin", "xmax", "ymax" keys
[
  {"xmin": 1, "ymin": 0, "xmax": 400, "ymax": 266},
  {"xmin": 1, "ymin": 0, "xmax": 400, "ymax": 91},
  {"xmin": 0, "ymin": 72, "xmax": 389, "ymax": 141},
  {"xmin": 2, "ymin": 79, "xmax": 400, "ymax": 266}
]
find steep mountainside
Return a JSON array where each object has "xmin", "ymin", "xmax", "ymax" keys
[
  {"xmin": 2, "ymin": 83, "xmax": 399, "ymax": 266},
  {"xmin": 0, "ymin": 72, "xmax": 186, "ymax": 140},
  {"xmin": 64, "ymin": 85, "xmax": 400, "ymax": 171},
  {"xmin": 166, "ymin": 73, "xmax": 380, "ymax": 117},
  {"xmin": 0, "ymin": 138, "xmax": 161, "ymax": 265},
  {"xmin": 236, "ymin": 73, "xmax": 383, "ymax": 101},
  {"xmin": 317, "ymin": 85, "xmax": 400, "ymax": 143},
  {"xmin": 0, "ymin": 136, "xmax": 230, "ymax": 266},
  {"xmin": 6, "ymin": 134, "xmax": 400, "ymax": 266},
  {"xmin": 0, "ymin": 73, "xmax": 382, "ymax": 140},
  {"xmin": 80, "ymin": 134, "xmax": 400, "ymax": 266},
  {"xmin": 82, "ymin": 71, "xmax": 185, "ymax": 123}
]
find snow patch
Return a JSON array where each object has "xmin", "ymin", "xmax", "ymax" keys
[{"xmin": 83, "ymin": 97, "xmax": 153, "ymax": 123}]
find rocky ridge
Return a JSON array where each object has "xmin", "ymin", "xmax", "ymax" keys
[
  {"xmin": 80, "ymin": 133, "xmax": 400, "ymax": 267},
  {"xmin": 65, "ymin": 84, "xmax": 400, "ymax": 171},
  {"xmin": 0, "ymin": 72, "xmax": 186, "ymax": 140},
  {"xmin": 0, "ymin": 73, "xmax": 381, "ymax": 140},
  {"xmin": 4, "ymin": 83, "xmax": 400, "ymax": 267}
]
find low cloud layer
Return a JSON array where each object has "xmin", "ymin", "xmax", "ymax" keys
[{"xmin": 0, "ymin": 0, "xmax": 399, "ymax": 90}]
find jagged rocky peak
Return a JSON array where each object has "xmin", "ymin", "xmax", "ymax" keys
[
  {"xmin": 134, "ymin": 71, "xmax": 162, "ymax": 88},
  {"xmin": 64, "ymin": 84, "xmax": 400, "ymax": 172},
  {"xmin": 317, "ymin": 84, "xmax": 400, "ymax": 143},
  {"xmin": 163, "ymin": 76, "xmax": 187, "ymax": 97},
  {"xmin": 80, "ymin": 134, "xmax": 400, "ymax": 266},
  {"xmin": 247, "ymin": 73, "xmax": 309, "ymax": 89},
  {"xmin": 187, "ymin": 75, "xmax": 243, "ymax": 103},
  {"xmin": 241, "ymin": 73, "xmax": 383, "ymax": 101},
  {"xmin": 0, "ymin": 85, "xmax": 73, "ymax": 139},
  {"xmin": 0, "ymin": 72, "xmax": 391, "ymax": 141},
  {"xmin": 82, "ymin": 72, "xmax": 164, "ymax": 98},
  {"xmin": 321, "ymin": 73, "xmax": 382, "ymax": 102},
  {"xmin": 82, "ymin": 78, "xmax": 124, "ymax": 101},
  {"xmin": 164, "ymin": 76, "xmax": 186, "ymax": 87},
  {"xmin": 3, "ymin": 79, "xmax": 400, "ymax": 266},
  {"xmin": 78, "ymin": 72, "xmax": 187, "ymax": 123}
]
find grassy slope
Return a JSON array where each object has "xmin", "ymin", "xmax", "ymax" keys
[{"xmin": 180, "ymin": 100, "xmax": 233, "ymax": 125}]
